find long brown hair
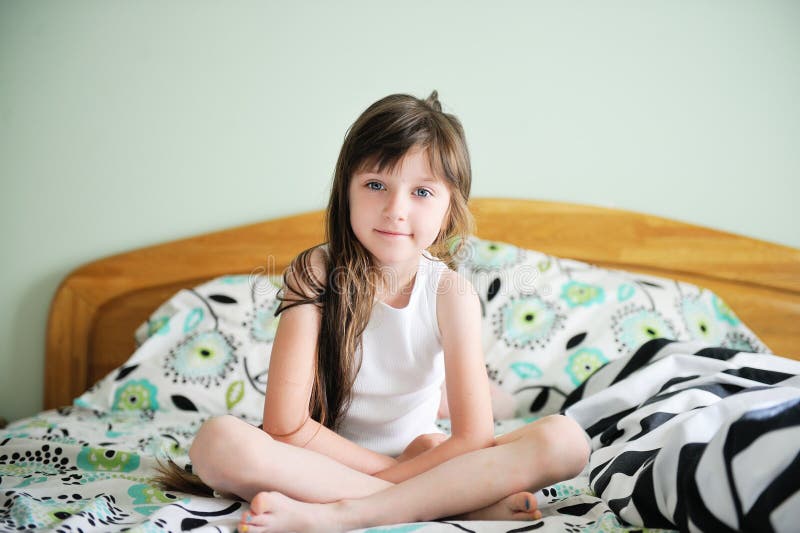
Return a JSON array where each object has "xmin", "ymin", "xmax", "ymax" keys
[
  {"xmin": 280, "ymin": 90, "xmax": 474, "ymax": 431},
  {"xmin": 153, "ymin": 90, "xmax": 474, "ymax": 494}
]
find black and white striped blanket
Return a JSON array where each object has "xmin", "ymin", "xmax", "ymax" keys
[{"xmin": 564, "ymin": 338, "xmax": 800, "ymax": 532}]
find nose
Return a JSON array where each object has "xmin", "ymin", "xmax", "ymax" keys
[{"xmin": 383, "ymin": 190, "xmax": 408, "ymax": 221}]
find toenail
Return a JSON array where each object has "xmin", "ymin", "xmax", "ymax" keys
[
  {"xmin": 246, "ymin": 515, "xmax": 252, "ymax": 522},
  {"xmin": 240, "ymin": 526, "xmax": 248, "ymax": 533},
  {"xmin": 525, "ymin": 498, "xmax": 530, "ymax": 510}
]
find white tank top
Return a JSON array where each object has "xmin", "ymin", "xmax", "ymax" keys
[{"xmin": 336, "ymin": 253, "xmax": 448, "ymax": 457}]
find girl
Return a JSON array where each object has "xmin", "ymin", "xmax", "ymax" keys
[{"xmin": 156, "ymin": 91, "xmax": 589, "ymax": 532}]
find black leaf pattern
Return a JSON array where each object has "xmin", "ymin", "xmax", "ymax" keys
[
  {"xmin": 636, "ymin": 280, "xmax": 664, "ymax": 289},
  {"xmin": 529, "ymin": 388, "xmax": 550, "ymax": 413},
  {"xmin": 557, "ymin": 501, "xmax": 601, "ymax": 516},
  {"xmin": 171, "ymin": 395, "xmax": 199, "ymax": 412},
  {"xmin": 181, "ymin": 518, "xmax": 208, "ymax": 529},
  {"xmin": 487, "ymin": 277, "xmax": 501, "ymax": 301},
  {"xmin": 115, "ymin": 365, "xmax": 139, "ymax": 381},
  {"xmin": 566, "ymin": 332, "xmax": 587, "ymax": 350},
  {"xmin": 208, "ymin": 294, "xmax": 238, "ymax": 304},
  {"xmin": 506, "ymin": 521, "xmax": 545, "ymax": 531},
  {"xmin": 174, "ymin": 501, "xmax": 243, "ymax": 516}
]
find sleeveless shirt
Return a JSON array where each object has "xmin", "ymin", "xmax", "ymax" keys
[{"xmin": 336, "ymin": 252, "xmax": 448, "ymax": 457}]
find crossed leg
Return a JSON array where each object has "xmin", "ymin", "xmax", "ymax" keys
[
  {"xmin": 189, "ymin": 414, "xmax": 589, "ymax": 533},
  {"xmin": 189, "ymin": 415, "xmax": 539, "ymax": 522}
]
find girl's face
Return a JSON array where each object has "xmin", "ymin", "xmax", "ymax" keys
[{"xmin": 348, "ymin": 146, "xmax": 452, "ymax": 271}]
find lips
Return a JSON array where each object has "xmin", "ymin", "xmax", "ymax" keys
[{"xmin": 375, "ymin": 229, "xmax": 411, "ymax": 237}]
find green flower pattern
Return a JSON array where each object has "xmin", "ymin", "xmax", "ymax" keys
[
  {"xmin": 494, "ymin": 294, "xmax": 564, "ymax": 349},
  {"xmin": 567, "ymin": 348, "xmax": 609, "ymax": 386},
  {"xmin": 466, "ymin": 239, "xmax": 522, "ymax": 271},
  {"xmin": 77, "ymin": 447, "xmax": 140, "ymax": 472},
  {"xmin": 561, "ymin": 281, "xmax": 605, "ymax": 308},
  {"xmin": 113, "ymin": 380, "xmax": 159, "ymax": 412},
  {"xmin": 611, "ymin": 306, "xmax": 677, "ymax": 354},
  {"xmin": 164, "ymin": 330, "xmax": 238, "ymax": 388},
  {"xmin": 680, "ymin": 298, "xmax": 725, "ymax": 344}
]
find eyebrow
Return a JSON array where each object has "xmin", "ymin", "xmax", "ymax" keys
[{"xmin": 358, "ymin": 171, "xmax": 441, "ymax": 184}]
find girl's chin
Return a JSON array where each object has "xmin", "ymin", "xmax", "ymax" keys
[{"xmin": 369, "ymin": 249, "xmax": 422, "ymax": 268}]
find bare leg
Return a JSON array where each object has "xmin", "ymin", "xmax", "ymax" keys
[
  {"xmin": 451, "ymin": 491, "xmax": 541, "ymax": 521},
  {"xmin": 188, "ymin": 415, "xmax": 392, "ymax": 503},
  {"xmin": 240, "ymin": 415, "xmax": 589, "ymax": 532},
  {"xmin": 190, "ymin": 415, "xmax": 539, "ymax": 522}
]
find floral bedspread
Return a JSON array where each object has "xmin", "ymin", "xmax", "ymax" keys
[{"xmin": 1, "ymin": 408, "xmax": 659, "ymax": 532}]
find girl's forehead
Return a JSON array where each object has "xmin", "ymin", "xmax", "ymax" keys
[{"xmin": 355, "ymin": 147, "xmax": 446, "ymax": 182}]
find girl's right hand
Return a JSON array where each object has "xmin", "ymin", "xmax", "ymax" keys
[{"xmin": 396, "ymin": 433, "xmax": 448, "ymax": 463}]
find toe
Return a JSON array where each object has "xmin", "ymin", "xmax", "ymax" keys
[
  {"xmin": 250, "ymin": 492, "xmax": 270, "ymax": 514},
  {"xmin": 239, "ymin": 512, "xmax": 274, "ymax": 533},
  {"xmin": 238, "ymin": 525, "xmax": 269, "ymax": 533},
  {"xmin": 242, "ymin": 510, "xmax": 272, "ymax": 526},
  {"xmin": 510, "ymin": 491, "xmax": 538, "ymax": 513},
  {"xmin": 511, "ymin": 509, "xmax": 542, "ymax": 521}
]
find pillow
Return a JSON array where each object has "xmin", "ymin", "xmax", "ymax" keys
[
  {"xmin": 452, "ymin": 237, "xmax": 769, "ymax": 416},
  {"xmin": 76, "ymin": 238, "xmax": 768, "ymax": 420},
  {"xmin": 75, "ymin": 274, "xmax": 282, "ymax": 423}
]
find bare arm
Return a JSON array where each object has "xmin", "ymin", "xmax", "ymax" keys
[
  {"xmin": 262, "ymin": 247, "xmax": 397, "ymax": 474},
  {"xmin": 372, "ymin": 270, "xmax": 496, "ymax": 483},
  {"xmin": 273, "ymin": 417, "xmax": 397, "ymax": 474}
]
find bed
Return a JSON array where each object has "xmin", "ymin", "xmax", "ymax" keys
[{"xmin": 3, "ymin": 197, "xmax": 799, "ymax": 532}]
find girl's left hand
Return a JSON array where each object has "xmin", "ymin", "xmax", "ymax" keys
[{"xmin": 396, "ymin": 433, "xmax": 448, "ymax": 463}]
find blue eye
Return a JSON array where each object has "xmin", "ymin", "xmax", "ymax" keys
[
  {"xmin": 414, "ymin": 188, "xmax": 432, "ymax": 198},
  {"xmin": 367, "ymin": 182, "xmax": 384, "ymax": 191}
]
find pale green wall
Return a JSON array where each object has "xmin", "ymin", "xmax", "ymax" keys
[{"xmin": 1, "ymin": 1, "xmax": 798, "ymax": 422}]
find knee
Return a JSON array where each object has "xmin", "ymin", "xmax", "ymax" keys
[
  {"xmin": 536, "ymin": 415, "xmax": 590, "ymax": 480},
  {"xmin": 189, "ymin": 416, "xmax": 231, "ymax": 479},
  {"xmin": 189, "ymin": 415, "xmax": 268, "ymax": 484}
]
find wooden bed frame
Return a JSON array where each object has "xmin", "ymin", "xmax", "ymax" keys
[{"xmin": 44, "ymin": 198, "xmax": 800, "ymax": 410}]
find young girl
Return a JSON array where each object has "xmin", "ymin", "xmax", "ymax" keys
[{"xmin": 156, "ymin": 91, "xmax": 589, "ymax": 532}]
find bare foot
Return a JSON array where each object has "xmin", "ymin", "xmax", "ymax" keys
[
  {"xmin": 456, "ymin": 491, "xmax": 542, "ymax": 521},
  {"xmin": 238, "ymin": 491, "xmax": 355, "ymax": 533}
]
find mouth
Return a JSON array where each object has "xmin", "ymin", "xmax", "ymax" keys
[{"xmin": 374, "ymin": 229, "xmax": 411, "ymax": 237}]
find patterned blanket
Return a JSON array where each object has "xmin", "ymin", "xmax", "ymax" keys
[
  {"xmin": 565, "ymin": 339, "xmax": 800, "ymax": 532},
  {"xmin": 3, "ymin": 339, "xmax": 797, "ymax": 532},
  {"xmin": 1, "ymin": 410, "xmax": 637, "ymax": 532}
]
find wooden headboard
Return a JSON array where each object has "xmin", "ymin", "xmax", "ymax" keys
[{"xmin": 45, "ymin": 198, "xmax": 800, "ymax": 409}]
